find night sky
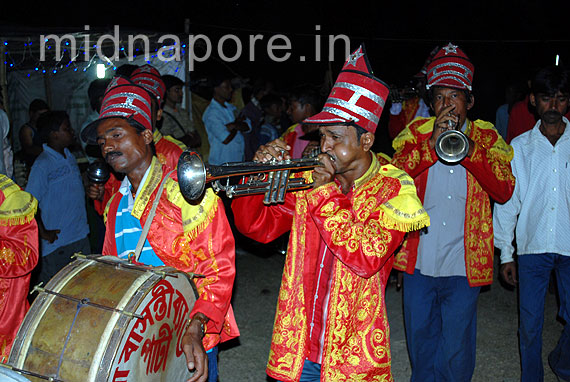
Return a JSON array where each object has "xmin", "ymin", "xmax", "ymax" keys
[{"xmin": 2, "ymin": 0, "xmax": 569, "ymax": 123}]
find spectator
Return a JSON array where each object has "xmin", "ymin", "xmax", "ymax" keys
[
  {"xmin": 80, "ymin": 78, "xmax": 110, "ymax": 163},
  {"xmin": 203, "ymin": 75, "xmax": 251, "ymax": 165},
  {"xmin": 258, "ymin": 93, "xmax": 283, "ymax": 145},
  {"xmin": 280, "ymin": 86, "xmax": 323, "ymax": 158},
  {"xmin": 493, "ymin": 65, "xmax": 570, "ymax": 382},
  {"xmin": 18, "ymin": 98, "xmax": 49, "ymax": 168},
  {"xmin": 239, "ymin": 78, "xmax": 274, "ymax": 160},
  {"xmin": 160, "ymin": 74, "xmax": 201, "ymax": 149},
  {"xmin": 26, "ymin": 111, "xmax": 90, "ymax": 286}
]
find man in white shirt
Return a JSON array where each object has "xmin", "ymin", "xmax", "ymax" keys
[{"xmin": 493, "ymin": 65, "xmax": 570, "ymax": 382}]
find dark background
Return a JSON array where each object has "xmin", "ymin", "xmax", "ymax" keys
[{"xmin": 2, "ymin": 0, "xmax": 569, "ymax": 148}]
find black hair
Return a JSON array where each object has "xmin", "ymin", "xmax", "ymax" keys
[
  {"xmin": 531, "ymin": 65, "xmax": 570, "ymax": 96},
  {"xmin": 287, "ymin": 86, "xmax": 323, "ymax": 110},
  {"xmin": 208, "ymin": 73, "xmax": 230, "ymax": 89},
  {"xmin": 87, "ymin": 79, "xmax": 111, "ymax": 111},
  {"xmin": 354, "ymin": 124, "xmax": 368, "ymax": 141},
  {"xmin": 162, "ymin": 74, "xmax": 185, "ymax": 91},
  {"xmin": 36, "ymin": 110, "xmax": 69, "ymax": 143},
  {"xmin": 29, "ymin": 99, "xmax": 49, "ymax": 113},
  {"xmin": 427, "ymin": 86, "xmax": 472, "ymax": 105}
]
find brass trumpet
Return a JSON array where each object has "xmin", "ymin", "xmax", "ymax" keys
[{"xmin": 177, "ymin": 150, "xmax": 321, "ymax": 204}]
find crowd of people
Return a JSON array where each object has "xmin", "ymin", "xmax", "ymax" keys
[{"xmin": 0, "ymin": 41, "xmax": 568, "ymax": 382}]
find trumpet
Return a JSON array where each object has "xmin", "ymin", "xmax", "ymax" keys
[
  {"xmin": 434, "ymin": 119, "xmax": 469, "ymax": 164},
  {"xmin": 177, "ymin": 150, "xmax": 321, "ymax": 204}
]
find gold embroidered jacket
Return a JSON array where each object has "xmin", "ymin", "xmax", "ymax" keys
[
  {"xmin": 391, "ymin": 117, "xmax": 515, "ymax": 286},
  {"xmin": 0, "ymin": 174, "xmax": 39, "ymax": 358},
  {"xmin": 232, "ymin": 153, "xmax": 429, "ymax": 382}
]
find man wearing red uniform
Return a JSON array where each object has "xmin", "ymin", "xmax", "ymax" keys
[
  {"xmin": 391, "ymin": 43, "xmax": 515, "ymax": 381},
  {"xmin": 0, "ymin": 174, "xmax": 39, "ymax": 359},
  {"xmin": 89, "ymin": 66, "xmax": 187, "ymax": 216},
  {"xmin": 81, "ymin": 76, "xmax": 238, "ymax": 382},
  {"xmin": 232, "ymin": 46, "xmax": 429, "ymax": 382}
]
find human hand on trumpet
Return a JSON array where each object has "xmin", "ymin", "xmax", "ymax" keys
[
  {"xmin": 253, "ymin": 139, "xmax": 292, "ymax": 163},
  {"xmin": 429, "ymin": 105, "xmax": 460, "ymax": 150}
]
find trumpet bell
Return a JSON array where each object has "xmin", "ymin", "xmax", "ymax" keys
[
  {"xmin": 435, "ymin": 129, "xmax": 469, "ymax": 164},
  {"xmin": 177, "ymin": 151, "xmax": 207, "ymax": 201}
]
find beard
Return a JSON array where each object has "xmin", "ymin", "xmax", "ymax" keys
[{"xmin": 541, "ymin": 110, "xmax": 563, "ymax": 124}]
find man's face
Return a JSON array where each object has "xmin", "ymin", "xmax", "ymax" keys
[
  {"xmin": 531, "ymin": 91, "xmax": 569, "ymax": 144},
  {"xmin": 319, "ymin": 124, "xmax": 370, "ymax": 175},
  {"xmin": 214, "ymin": 80, "xmax": 233, "ymax": 102},
  {"xmin": 166, "ymin": 85, "xmax": 184, "ymax": 104},
  {"xmin": 287, "ymin": 100, "xmax": 309, "ymax": 124},
  {"xmin": 95, "ymin": 118, "xmax": 153, "ymax": 175},
  {"xmin": 56, "ymin": 118, "xmax": 75, "ymax": 147},
  {"xmin": 431, "ymin": 86, "xmax": 474, "ymax": 128},
  {"xmin": 530, "ymin": 91, "xmax": 569, "ymax": 123}
]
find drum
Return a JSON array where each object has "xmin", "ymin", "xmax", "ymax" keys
[{"xmin": 8, "ymin": 255, "xmax": 199, "ymax": 382}]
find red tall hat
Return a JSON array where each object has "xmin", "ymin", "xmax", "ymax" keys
[
  {"xmin": 130, "ymin": 64, "xmax": 166, "ymax": 102},
  {"xmin": 81, "ymin": 76, "xmax": 153, "ymax": 145},
  {"xmin": 425, "ymin": 43, "xmax": 474, "ymax": 91},
  {"xmin": 303, "ymin": 45, "xmax": 389, "ymax": 133}
]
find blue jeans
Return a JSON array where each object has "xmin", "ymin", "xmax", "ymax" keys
[
  {"xmin": 403, "ymin": 269, "xmax": 480, "ymax": 382},
  {"xmin": 207, "ymin": 346, "xmax": 219, "ymax": 382},
  {"xmin": 278, "ymin": 360, "xmax": 321, "ymax": 382},
  {"xmin": 518, "ymin": 253, "xmax": 570, "ymax": 382}
]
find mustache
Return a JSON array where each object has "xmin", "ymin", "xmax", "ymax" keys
[
  {"xmin": 105, "ymin": 151, "xmax": 122, "ymax": 161},
  {"xmin": 542, "ymin": 110, "xmax": 563, "ymax": 124}
]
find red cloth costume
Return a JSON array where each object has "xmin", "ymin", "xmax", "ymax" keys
[
  {"xmin": 391, "ymin": 117, "xmax": 516, "ymax": 286},
  {"xmin": 102, "ymin": 158, "xmax": 239, "ymax": 351},
  {"xmin": 232, "ymin": 154, "xmax": 429, "ymax": 381},
  {"xmin": 93, "ymin": 131, "xmax": 187, "ymax": 216},
  {"xmin": 0, "ymin": 175, "xmax": 39, "ymax": 359}
]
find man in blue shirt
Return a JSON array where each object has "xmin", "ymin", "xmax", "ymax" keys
[
  {"xmin": 203, "ymin": 75, "xmax": 251, "ymax": 165},
  {"xmin": 26, "ymin": 111, "xmax": 90, "ymax": 286}
]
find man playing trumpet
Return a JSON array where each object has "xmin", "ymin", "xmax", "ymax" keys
[
  {"xmin": 391, "ymin": 43, "xmax": 515, "ymax": 381},
  {"xmin": 232, "ymin": 45, "xmax": 430, "ymax": 382}
]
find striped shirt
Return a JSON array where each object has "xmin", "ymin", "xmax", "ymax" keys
[{"xmin": 115, "ymin": 167, "xmax": 164, "ymax": 266}]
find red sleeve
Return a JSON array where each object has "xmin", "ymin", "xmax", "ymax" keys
[
  {"xmin": 461, "ymin": 142, "xmax": 515, "ymax": 203},
  {"xmin": 0, "ymin": 219, "xmax": 39, "ymax": 278},
  {"xmin": 306, "ymin": 183, "xmax": 405, "ymax": 279},
  {"xmin": 231, "ymin": 192, "xmax": 296, "ymax": 244}
]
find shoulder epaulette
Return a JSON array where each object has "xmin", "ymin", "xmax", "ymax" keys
[
  {"xmin": 0, "ymin": 175, "xmax": 38, "ymax": 226},
  {"xmin": 377, "ymin": 164, "xmax": 430, "ymax": 232}
]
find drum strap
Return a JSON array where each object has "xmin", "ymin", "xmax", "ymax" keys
[{"xmin": 133, "ymin": 169, "xmax": 176, "ymax": 263}]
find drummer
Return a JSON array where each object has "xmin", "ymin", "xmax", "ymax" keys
[{"xmin": 81, "ymin": 76, "xmax": 239, "ymax": 382}]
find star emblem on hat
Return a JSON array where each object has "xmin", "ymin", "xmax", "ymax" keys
[
  {"xmin": 443, "ymin": 43, "xmax": 458, "ymax": 55},
  {"xmin": 125, "ymin": 95, "xmax": 134, "ymax": 106},
  {"xmin": 346, "ymin": 46, "xmax": 364, "ymax": 67},
  {"xmin": 138, "ymin": 65, "xmax": 153, "ymax": 73}
]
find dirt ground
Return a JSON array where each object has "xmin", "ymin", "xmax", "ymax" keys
[{"xmin": 218, "ymin": 242, "xmax": 564, "ymax": 382}]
